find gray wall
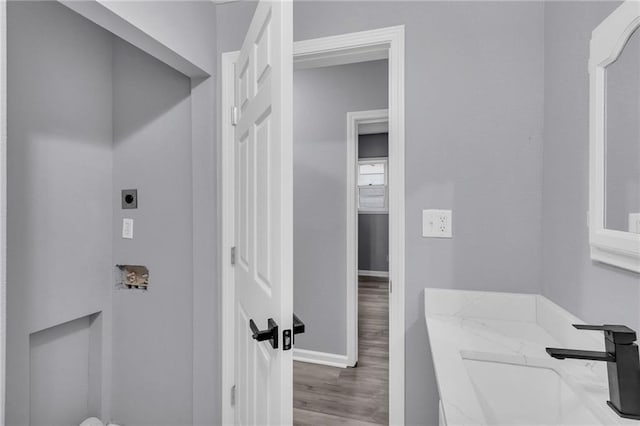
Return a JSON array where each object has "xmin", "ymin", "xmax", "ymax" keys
[
  {"xmin": 6, "ymin": 2, "xmax": 114, "ymax": 424},
  {"xmin": 92, "ymin": 4, "xmax": 219, "ymax": 423},
  {"xmin": 7, "ymin": 3, "xmax": 207, "ymax": 425},
  {"xmin": 293, "ymin": 61, "xmax": 388, "ymax": 355},
  {"xmin": 217, "ymin": 2, "xmax": 545, "ymax": 423},
  {"xmin": 542, "ymin": 1, "xmax": 640, "ymax": 344},
  {"xmin": 96, "ymin": 1, "xmax": 216, "ymax": 75},
  {"xmin": 359, "ymin": 132, "xmax": 389, "ymax": 159},
  {"xmin": 359, "ymin": 133, "xmax": 389, "ymax": 273},
  {"xmin": 111, "ymin": 38, "xmax": 193, "ymax": 426},
  {"xmin": 84, "ymin": 3, "xmax": 219, "ymax": 423},
  {"xmin": 358, "ymin": 215, "xmax": 389, "ymax": 272}
]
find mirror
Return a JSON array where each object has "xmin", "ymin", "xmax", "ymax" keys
[
  {"xmin": 605, "ymin": 26, "xmax": 640, "ymax": 234},
  {"xmin": 589, "ymin": 0, "xmax": 640, "ymax": 272}
]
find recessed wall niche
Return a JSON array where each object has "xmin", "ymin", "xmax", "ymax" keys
[{"xmin": 29, "ymin": 313, "xmax": 103, "ymax": 426}]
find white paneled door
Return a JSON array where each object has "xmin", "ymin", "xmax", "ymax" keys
[{"xmin": 233, "ymin": 1, "xmax": 293, "ymax": 425}]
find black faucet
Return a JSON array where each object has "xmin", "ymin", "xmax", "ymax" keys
[{"xmin": 546, "ymin": 324, "xmax": 640, "ymax": 420}]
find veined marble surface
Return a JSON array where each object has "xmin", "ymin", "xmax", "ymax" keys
[{"xmin": 424, "ymin": 288, "xmax": 638, "ymax": 426}]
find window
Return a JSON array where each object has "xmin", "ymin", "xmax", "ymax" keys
[{"xmin": 358, "ymin": 158, "xmax": 388, "ymax": 213}]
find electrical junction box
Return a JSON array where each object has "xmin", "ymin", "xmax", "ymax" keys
[{"xmin": 115, "ymin": 265, "xmax": 150, "ymax": 290}]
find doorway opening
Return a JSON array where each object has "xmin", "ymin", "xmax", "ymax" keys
[
  {"xmin": 220, "ymin": 25, "xmax": 405, "ymax": 425},
  {"xmin": 290, "ymin": 54, "xmax": 390, "ymax": 424}
]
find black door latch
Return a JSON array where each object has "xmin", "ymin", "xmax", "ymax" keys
[{"xmin": 249, "ymin": 318, "xmax": 278, "ymax": 349}]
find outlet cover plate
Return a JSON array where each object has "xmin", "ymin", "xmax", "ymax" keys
[
  {"xmin": 423, "ymin": 209, "xmax": 452, "ymax": 238},
  {"xmin": 122, "ymin": 218, "xmax": 134, "ymax": 239}
]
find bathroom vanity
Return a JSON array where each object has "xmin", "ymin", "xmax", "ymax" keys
[{"xmin": 424, "ymin": 289, "xmax": 640, "ymax": 426}]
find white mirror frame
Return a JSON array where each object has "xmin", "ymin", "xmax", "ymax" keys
[{"xmin": 589, "ymin": 0, "xmax": 640, "ymax": 273}]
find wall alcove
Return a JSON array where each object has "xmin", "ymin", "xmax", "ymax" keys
[{"xmin": 5, "ymin": 1, "xmax": 212, "ymax": 424}]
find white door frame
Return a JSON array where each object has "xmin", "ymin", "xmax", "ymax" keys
[
  {"xmin": 347, "ymin": 109, "xmax": 389, "ymax": 369},
  {"xmin": 221, "ymin": 25, "xmax": 405, "ymax": 425}
]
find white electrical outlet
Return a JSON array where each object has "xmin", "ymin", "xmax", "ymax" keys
[
  {"xmin": 422, "ymin": 209, "xmax": 452, "ymax": 238},
  {"xmin": 629, "ymin": 213, "xmax": 640, "ymax": 234},
  {"xmin": 122, "ymin": 218, "xmax": 134, "ymax": 239}
]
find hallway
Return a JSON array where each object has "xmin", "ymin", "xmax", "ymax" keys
[{"xmin": 293, "ymin": 278, "xmax": 389, "ymax": 425}]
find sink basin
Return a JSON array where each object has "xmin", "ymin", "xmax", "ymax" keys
[{"xmin": 463, "ymin": 357, "xmax": 602, "ymax": 425}]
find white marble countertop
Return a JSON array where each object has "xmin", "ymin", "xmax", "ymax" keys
[{"xmin": 424, "ymin": 288, "xmax": 638, "ymax": 426}]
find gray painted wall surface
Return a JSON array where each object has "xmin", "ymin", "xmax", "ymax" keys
[
  {"xmin": 358, "ymin": 215, "xmax": 389, "ymax": 272},
  {"xmin": 293, "ymin": 61, "xmax": 388, "ymax": 355},
  {"xmin": 112, "ymin": 38, "xmax": 193, "ymax": 426},
  {"xmin": 358, "ymin": 133, "xmax": 389, "ymax": 273},
  {"xmin": 190, "ymin": 72, "xmax": 219, "ymax": 426},
  {"xmin": 359, "ymin": 132, "xmax": 389, "ymax": 159},
  {"xmin": 216, "ymin": 2, "xmax": 544, "ymax": 423},
  {"xmin": 6, "ymin": 2, "xmax": 114, "ymax": 424},
  {"xmin": 7, "ymin": 3, "xmax": 207, "ymax": 424},
  {"xmin": 542, "ymin": 1, "xmax": 640, "ymax": 343},
  {"xmin": 296, "ymin": 5, "xmax": 545, "ymax": 424},
  {"xmin": 79, "ymin": 2, "xmax": 219, "ymax": 422},
  {"xmin": 97, "ymin": 1, "xmax": 217, "ymax": 75}
]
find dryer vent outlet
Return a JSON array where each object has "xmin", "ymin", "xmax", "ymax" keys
[{"xmin": 121, "ymin": 189, "xmax": 138, "ymax": 209}]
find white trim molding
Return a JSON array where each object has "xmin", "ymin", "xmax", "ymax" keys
[
  {"xmin": 589, "ymin": 0, "xmax": 640, "ymax": 273},
  {"xmin": 358, "ymin": 270, "xmax": 390, "ymax": 279},
  {"xmin": 386, "ymin": 26, "xmax": 406, "ymax": 426},
  {"xmin": 293, "ymin": 349, "xmax": 351, "ymax": 369},
  {"xmin": 221, "ymin": 25, "xmax": 405, "ymax": 426},
  {"xmin": 220, "ymin": 51, "xmax": 238, "ymax": 426}
]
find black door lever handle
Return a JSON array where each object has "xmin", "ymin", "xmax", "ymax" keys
[
  {"xmin": 293, "ymin": 313, "xmax": 305, "ymax": 344},
  {"xmin": 249, "ymin": 318, "xmax": 278, "ymax": 349}
]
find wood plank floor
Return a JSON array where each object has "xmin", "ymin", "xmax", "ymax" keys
[{"xmin": 293, "ymin": 278, "xmax": 389, "ymax": 425}]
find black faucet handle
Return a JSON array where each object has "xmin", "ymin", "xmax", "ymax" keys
[{"xmin": 574, "ymin": 324, "xmax": 637, "ymax": 344}]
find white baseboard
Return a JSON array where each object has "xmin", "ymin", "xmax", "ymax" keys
[
  {"xmin": 293, "ymin": 348, "xmax": 352, "ymax": 368},
  {"xmin": 358, "ymin": 269, "xmax": 389, "ymax": 278}
]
